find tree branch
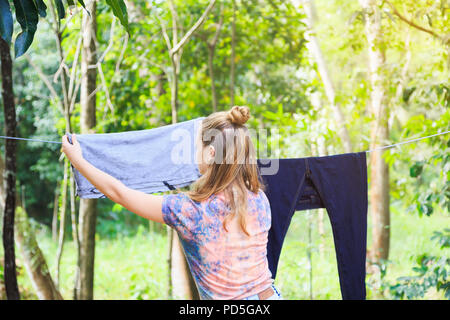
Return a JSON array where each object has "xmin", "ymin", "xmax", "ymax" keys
[
  {"xmin": 210, "ymin": 3, "xmax": 224, "ymax": 47},
  {"xmin": 61, "ymin": 6, "xmax": 82, "ymax": 35},
  {"xmin": 385, "ymin": 0, "xmax": 444, "ymax": 42},
  {"xmin": 169, "ymin": 0, "xmax": 178, "ymax": 49},
  {"xmin": 23, "ymin": 54, "xmax": 61, "ymax": 105},
  {"xmin": 156, "ymin": 13, "xmax": 173, "ymax": 52},
  {"xmin": 171, "ymin": 0, "xmax": 217, "ymax": 55},
  {"xmin": 115, "ymin": 33, "xmax": 128, "ymax": 75},
  {"xmin": 68, "ymin": 34, "xmax": 83, "ymax": 102},
  {"xmin": 69, "ymin": 74, "xmax": 82, "ymax": 114}
]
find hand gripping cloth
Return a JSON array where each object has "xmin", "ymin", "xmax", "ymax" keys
[{"xmin": 66, "ymin": 117, "xmax": 205, "ymax": 199}]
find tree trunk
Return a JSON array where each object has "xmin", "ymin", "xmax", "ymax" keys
[
  {"xmin": 0, "ymin": 258, "xmax": 5, "ymax": 299},
  {"xmin": 359, "ymin": 0, "xmax": 391, "ymax": 266},
  {"xmin": 76, "ymin": 0, "xmax": 98, "ymax": 300},
  {"xmin": 170, "ymin": 231, "xmax": 199, "ymax": 299},
  {"xmin": 49, "ymin": 0, "xmax": 78, "ymax": 293},
  {"xmin": 230, "ymin": 0, "xmax": 236, "ymax": 107},
  {"xmin": 167, "ymin": 87, "xmax": 199, "ymax": 298},
  {"xmin": 162, "ymin": 0, "xmax": 216, "ymax": 300},
  {"xmin": 0, "ymin": 150, "xmax": 5, "ymax": 235},
  {"xmin": 156, "ymin": 69, "xmax": 167, "ymax": 97},
  {"xmin": 168, "ymin": 54, "xmax": 198, "ymax": 297},
  {"xmin": 206, "ymin": 4, "xmax": 223, "ymax": 113},
  {"xmin": 77, "ymin": 198, "xmax": 97, "ymax": 300},
  {"xmin": 69, "ymin": 169, "xmax": 79, "ymax": 299},
  {"xmin": 208, "ymin": 45, "xmax": 218, "ymax": 112},
  {"xmin": 55, "ymin": 158, "xmax": 69, "ymax": 289},
  {"xmin": 14, "ymin": 189, "xmax": 63, "ymax": 300},
  {"xmin": 0, "ymin": 36, "xmax": 20, "ymax": 300},
  {"xmin": 52, "ymin": 182, "xmax": 60, "ymax": 242},
  {"xmin": 167, "ymin": 225, "xmax": 173, "ymax": 298},
  {"xmin": 170, "ymin": 59, "xmax": 179, "ymax": 124},
  {"xmin": 297, "ymin": 0, "xmax": 353, "ymax": 153}
]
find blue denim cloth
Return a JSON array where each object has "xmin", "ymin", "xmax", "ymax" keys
[
  {"xmin": 66, "ymin": 117, "xmax": 204, "ymax": 199},
  {"xmin": 242, "ymin": 284, "xmax": 282, "ymax": 300},
  {"xmin": 257, "ymin": 152, "xmax": 368, "ymax": 300}
]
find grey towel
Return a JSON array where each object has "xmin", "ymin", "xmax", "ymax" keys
[{"xmin": 66, "ymin": 117, "xmax": 205, "ymax": 199}]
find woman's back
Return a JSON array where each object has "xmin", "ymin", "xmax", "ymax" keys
[{"xmin": 162, "ymin": 188, "xmax": 274, "ymax": 300}]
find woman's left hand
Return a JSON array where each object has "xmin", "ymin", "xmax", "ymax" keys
[{"xmin": 61, "ymin": 133, "xmax": 84, "ymax": 166}]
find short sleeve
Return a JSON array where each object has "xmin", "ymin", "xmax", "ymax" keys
[
  {"xmin": 259, "ymin": 190, "xmax": 272, "ymax": 229},
  {"xmin": 161, "ymin": 192, "xmax": 198, "ymax": 238}
]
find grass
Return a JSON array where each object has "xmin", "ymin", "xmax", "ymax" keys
[
  {"xmin": 17, "ymin": 225, "xmax": 169, "ymax": 300},
  {"xmin": 5, "ymin": 203, "xmax": 449, "ymax": 300},
  {"xmin": 275, "ymin": 204, "xmax": 448, "ymax": 300}
]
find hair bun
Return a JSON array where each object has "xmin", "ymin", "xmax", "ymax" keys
[{"xmin": 227, "ymin": 106, "xmax": 250, "ymax": 125}]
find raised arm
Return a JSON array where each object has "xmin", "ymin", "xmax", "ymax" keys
[{"xmin": 61, "ymin": 133, "xmax": 165, "ymax": 223}]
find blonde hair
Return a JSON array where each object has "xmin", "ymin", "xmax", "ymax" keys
[{"xmin": 185, "ymin": 106, "xmax": 266, "ymax": 236}]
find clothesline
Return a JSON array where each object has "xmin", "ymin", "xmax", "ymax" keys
[
  {"xmin": 364, "ymin": 130, "xmax": 449, "ymax": 153},
  {"xmin": 0, "ymin": 129, "xmax": 449, "ymax": 153},
  {"xmin": 0, "ymin": 135, "xmax": 62, "ymax": 144}
]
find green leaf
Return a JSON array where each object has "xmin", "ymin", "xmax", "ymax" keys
[
  {"xmin": 105, "ymin": 0, "xmax": 130, "ymax": 35},
  {"xmin": 402, "ymin": 87, "xmax": 416, "ymax": 103},
  {"xmin": 77, "ymin": 0, "xmax": 91, "ymax": 17},
  {"xmin": 0, "ymin": 0, "xmax": 13, "ymax": 44},
  {"xmin": 13, "ymin": 0, "xmax": 39, "ymax": 58},
  {"xmin": 33, "ymin": 0, "xmax": 47, "ymax": 17},
  {"xmin": 77, "ymin": 0, "xmax": 87, "ymax": 9},
  {"xmin": 54, "ymin": 0, "xmax": 65, "ymax": 20},
  {"xmin": 410, "ymin": 162, "xmax": 423, "ymax": 177}
]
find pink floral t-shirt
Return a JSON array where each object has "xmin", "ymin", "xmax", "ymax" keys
[{"xmin": 161, "ymin": 188, "xmax": 274, "ymax": 300}]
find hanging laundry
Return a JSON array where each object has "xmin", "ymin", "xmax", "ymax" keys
[
  {"xmin": 65, "ymin": 119, "xmax": 367, "ymax": 299},
  {"xmin": 257, "ymin": 152, "xmax": 368, "ymax": 300},
  {"xmin": 2, "ymin": 118, "xmax": 447, "ymax": 300},
  {"xmin": 66, "ymin": 117, "xmax": 205, "ymax": 198}
]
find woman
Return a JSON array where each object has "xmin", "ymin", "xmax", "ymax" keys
[{"xmin": 62, "ymin": 106, "xmax": 282, "ymax": 300}]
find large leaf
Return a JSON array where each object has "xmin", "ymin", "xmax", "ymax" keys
[
  {"xmin": 410, "ymin": 161, "xmax": 424, "ymax": 177},
  {"xmin": 0, "ymin": 0, "xmax": 13, "ymax": 44},
  {"xmin": 67, "ymin": 0, "xmax": 90, "ymax": 17},
  {"xmin": 105, "ymin": 0, "xmax": 130, "ymax": 35},
  {"xmin": 33, "ymin": 0, "xmax": 47, "ymax": 17},
  {"xmin": 13, "ymin": 0, "xmax": 39, "ymax": 58},
  {"xmin": 54, "ymin": 0, "xmax": 65, "ymax": 20},
  {"xmin": 77, "ymin": 0, "xmax": 90, "ymax": 17},
  {"xmin": 77, "ymin": 0, "xmax": 87, "ymax": 10}
]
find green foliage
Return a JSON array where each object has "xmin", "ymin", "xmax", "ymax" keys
[
  {"xmin": 0, "ymin": 256, "xmax": 3, "ymax": 283},
  {"xmin": 13, "ymin": 0, "xmax": 39, "ymax": 58},
  {"xmin": 389, "ymin": 108, "xmax": 450, "ymax": 218},
  {"xmin": 4, "ymin": 201, "xmax": 447, "ymax": 299},
  {"xmin": 0, "ymin": 0, "xmax": 129, "ymax": 58},
  {"xmin": 0, "ymin": 0, "xmax": 13, "ymax": 44},
  {"xmin": 105, "ymin": 0, "xmax": 130, "ymax": 35},
  {"xmin": 34, "ymin": 0, "xmax": 47, "ymax": 18},
  {"xmin": 387, "ymin": 229, "xmax": 449, "ymax": 300},
  {"xmin": 2, "ymin": 0, "xmax": 449, "ymax": 300},
  {"xmin": 94, "ymin": 199, "xmax": 152, "ymax": 239},
  {"xmin": 54, "ymin": 0, "xmax": 65, "ymax": 20},
  {"xmin": 389, "ymin": 256, "xmax": 449, "ymax": 300},
  {"xmin": 431, "ymin": 229, "xmax": 450, "ymax": 249},
  {"xmin": 409, "ymin": 161, "xmax": 424, "ymax": 178}
]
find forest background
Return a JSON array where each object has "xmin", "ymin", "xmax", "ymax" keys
[{"xmin": 0, "ymin": 0, "xmax": 448, "ymax": 300}]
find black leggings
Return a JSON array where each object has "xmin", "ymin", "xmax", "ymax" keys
[{"xmin": 257, "ymin": 152, "xmax": 368, "ymax": 300}]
